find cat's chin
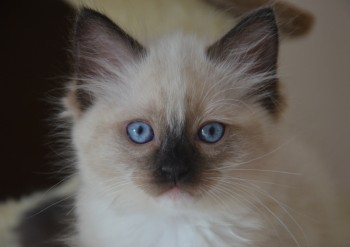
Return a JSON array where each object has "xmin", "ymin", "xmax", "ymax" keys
[
  {"xmin": 162, "ymin": 186, "xmax": 187, "ymax": 200},
  {"xmin": 156, "ymin": 186, "xmax": 198, "ymax": 210}
]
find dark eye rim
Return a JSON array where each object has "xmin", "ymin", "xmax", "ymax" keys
[
  {"xmin": 126, "ymin": 121, "xmax": 154, "ymax": 144},
  {"xmin": 197, "ymin": 122, "xmax": 225, "ymax": 144}
]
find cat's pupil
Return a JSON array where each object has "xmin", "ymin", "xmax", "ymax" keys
[
  {"xmin": 209, "ymin": 127, "xmax": 215, "ymax": 136},
  {"xmin": 137, "ymin": 126, "xmax": 143, "ymax": 135}
]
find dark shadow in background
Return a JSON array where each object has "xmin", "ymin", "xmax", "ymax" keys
[{"xmin": 1, "ymin": 0, "xmax": 75, "ymax": 200}]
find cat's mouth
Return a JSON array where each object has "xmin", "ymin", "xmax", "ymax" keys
[
  {"xmin": 163, "ymin": 186, "xmax": 187, "ymax": 200},
  {"xmin": 157, "ymin": 184, "xmax": 200, "ymax": 206},
  {"xmin": 153, "ymin": 179, "xmax": 202, "ymax": 200}
]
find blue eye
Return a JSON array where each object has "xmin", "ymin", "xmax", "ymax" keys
[
  {"xmin": 127, "ymin": 121, "xmax": 154, "ymax": 144},
  {"xmin": 198, "ymin": 122, "xmax": 225, "ymax": 143}
]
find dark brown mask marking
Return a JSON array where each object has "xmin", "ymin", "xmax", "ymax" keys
[{"xmin": 153, "ymin": 130, "xmax": 199, "ymax": 187}]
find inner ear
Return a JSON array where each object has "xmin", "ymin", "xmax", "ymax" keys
[
  {"xmin": 74, "ymin": 8, "xmax": 145, "ymax": 79},
  {"xmin": 71, "ymin": 8, "xmax": 146, "ymax": 112},
  {"xmin": 207, "ymin": 8, "xmax": 278, "ymax": 75},
  {"xmin": 207, "ymin": 8, "xmax": 283, "ymax": 116}
]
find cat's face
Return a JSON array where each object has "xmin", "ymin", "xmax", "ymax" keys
[{"xmin": 66, "ymin": 8, "xmax": 282, "ymax": 209}]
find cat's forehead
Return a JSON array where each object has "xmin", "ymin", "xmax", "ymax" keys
[
  {"xmin": 150, "ymin": 34, "xmax": 206, "ymax": 61},
  {"xmin": 121, "ymin": 35, "xmax": 245, "ymax": 129},
  {"xmin": 143, "ymin": 35, "xmax": 210, "ymax": 85},
  {"xmin": 135, "ymin": 37, "xmax": 200, "ymax": 113}
]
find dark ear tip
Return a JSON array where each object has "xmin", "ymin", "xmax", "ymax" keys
[
  {"xmin": 240, "ymin": 7, "xmax": 278, "ymax": 29},
  {"xmin": 75, "ymin": 8, "xmax": 93, "ymax": 25},
  {"xmin": 248, "ymin": 7, "xmax": 276, "ymax": 20},
  {"xmin": 77, "ymin": 7, "xmax": 99, "ymax": 18},
  {"xmin": 74, "ymin": 8, "xmax": 95, "ymax": 33},
  {"xmin": 74, "ymin": 7, "xmax": 118, "ymax": 42},
  {"xmin": 254, "ymin": 7, "xmax": 275, "ymax": 17},
  {"xmin": 75, "ymin": 7, "xmax": 108, "ymax": 26},
  {"xmin": 236, "ymin": 7, "xmax": 278, "ymax": 35}
]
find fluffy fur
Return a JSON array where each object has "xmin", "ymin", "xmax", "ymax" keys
[
  {"xmin": 61, "ymin": 6, "xmax": 338, "ymax": 247},
  {"xmin": 0, "ymin": 1, "xmax": 342, "ymax": 247}
]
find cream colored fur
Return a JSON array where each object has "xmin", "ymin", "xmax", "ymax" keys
[
  {"xmin": 0, "ymin": 1, "xmax": 341, "ymax": 247},
  {"xmin": 65, "ymin": 13, "xmax": 338, "ymax": 247}
]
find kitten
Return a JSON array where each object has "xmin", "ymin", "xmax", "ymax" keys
[{"xmin": 58, "ymin": 6, "xmax": 339, "ymax": 247}]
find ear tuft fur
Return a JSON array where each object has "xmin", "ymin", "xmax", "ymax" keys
[
  {"xmin": 70, "ymin": 8, "xmax": 146, "ymax": 114},
  {"xmin": 207, "ymin": 8, "xmax": 282, "ymax": 116}
]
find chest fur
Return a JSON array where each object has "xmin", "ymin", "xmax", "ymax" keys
[{"xmin": 76, "ymin": 194, "xmax": 260, "ymax": 247}]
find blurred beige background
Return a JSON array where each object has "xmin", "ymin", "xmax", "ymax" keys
[{"xmin": 280, "ymin": 1, "xmax": 350, "ymax": 188}]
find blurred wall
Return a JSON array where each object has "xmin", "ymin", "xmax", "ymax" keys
[
  {"xmin": 280, "ymin": 0, "xmax": 350, "ymax": 189},
  {"xmin": 1, "ymin": 0, "xmax": 74, "ymax": 200}
]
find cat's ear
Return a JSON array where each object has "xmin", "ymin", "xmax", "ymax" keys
[
  {"xmin": 74, "ymin": 8, "xmax": 145, "ymax": 78},
  {"xmin": 207, "ymin": 7, "xmax": 278, "ymax": 75},
  {"xmin": 207, "ymin": 8, "xmax": 282, "ymax": 115},
  {"xmin": 70, "ymin": 8, "xmax": 145, "ymax": 113}
]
